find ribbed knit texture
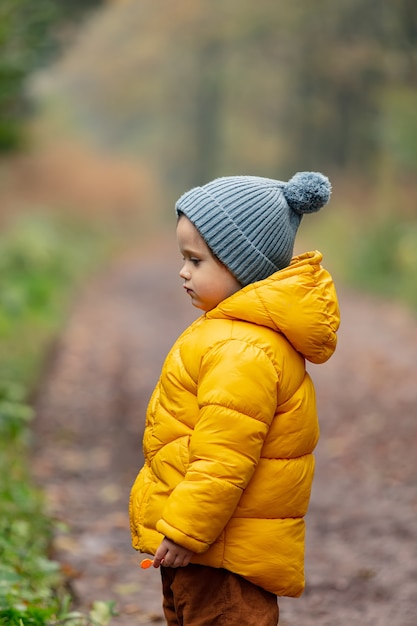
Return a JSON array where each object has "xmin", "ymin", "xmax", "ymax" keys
[{"xmin": 176, "ymin": 172, "xmax": 331, "ymax": 286}]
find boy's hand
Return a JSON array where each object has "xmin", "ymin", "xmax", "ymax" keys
[{"xmin": 153, "ymin": 537, "xmax": 193, "ymax": 568}]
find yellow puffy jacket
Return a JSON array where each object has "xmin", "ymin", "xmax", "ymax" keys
[{"xmin": 129, "ymin": 251, "xmax": 340, "ymax": 597}]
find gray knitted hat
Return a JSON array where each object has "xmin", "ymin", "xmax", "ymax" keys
[{"xmin": 175, "ymin": 171, "xmax": 331, "ymax": 287}]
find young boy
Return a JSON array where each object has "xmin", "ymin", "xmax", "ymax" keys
[{"xmin": 129, "ymin": 172, "xmax": 340, "ymax": 625}]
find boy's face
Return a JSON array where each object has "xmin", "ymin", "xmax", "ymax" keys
[{"xmin": 177, "ymin": 215, "xmax": 241, "ymax": 312}]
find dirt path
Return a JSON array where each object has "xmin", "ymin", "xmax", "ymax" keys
[{"xmin": 33, "ymin": 237, "xmax": 417, "ymax": 626}]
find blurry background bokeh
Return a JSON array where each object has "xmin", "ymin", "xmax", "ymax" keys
[
  {"xmin": 0, "ymin": 1, "xmax": 416, "ymax": 622},
  {"xmin": 2, "ymin": 0, "xmax": 416, "ymax": 304}
]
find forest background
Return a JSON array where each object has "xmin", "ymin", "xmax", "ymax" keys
[{"xmin": 0, "ymin": 0, "xmax": 416, "ymax": 624}]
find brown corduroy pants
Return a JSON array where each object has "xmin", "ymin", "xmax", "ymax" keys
[{"xmin": 161, "ymin": 564, "xmax": 279, "ymax": 626}]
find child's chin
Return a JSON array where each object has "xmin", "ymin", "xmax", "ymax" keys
[{"xmin": 192, "ymin": 299, "xmax": 208, "ymax": 312}]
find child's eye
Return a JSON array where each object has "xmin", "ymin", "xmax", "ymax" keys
[{"xmin": 190, "ymin": 258, "xmax": 200, "ymax": 266}]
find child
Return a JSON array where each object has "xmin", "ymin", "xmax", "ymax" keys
[{"xmin": 129, "ymin": 172, "xmax": 340, "ymax": 625}]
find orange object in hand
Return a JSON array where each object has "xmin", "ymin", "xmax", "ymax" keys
[{"xmin": 140, "ymin": 558, "xmax": 154, "ymax": 569}]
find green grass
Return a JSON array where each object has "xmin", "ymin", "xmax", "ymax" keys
[
  {"xmin": 300, "ymin": 197, "xmax": 417, "ymax": 312},
  {"xmin": 0, "ymin": 212, "xmax": 123, "ymax": 625},
  {"xmin": 0, "ymin": 213, "xmax": 116, "ymax": 383},
  {"xmin": 347, "ymin": 217, "xmax": 417, "ymax": 309}
]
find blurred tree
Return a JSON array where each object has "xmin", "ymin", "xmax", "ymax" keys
[
  {"xmin": 279, "ymin": 0, "xmax": 385, "ymax": 172},
  {"xmin": 0, "ymin": 0, "xmax": 103, "ymax": 152},
  {"xmin": 279, "ymin": 0, "xmax": 417, "ymax": 174},
  {"xmin": 190, "ymin": 37, "xmax": 225, "ymax": 185}
]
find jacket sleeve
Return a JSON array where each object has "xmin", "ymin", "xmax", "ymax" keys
[{"xmin": 156, "ymin": 338, "xmax": 279, "ymax": 553}]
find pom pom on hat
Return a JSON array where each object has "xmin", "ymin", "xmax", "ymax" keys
[
  {"xmin": 176, "ymin": 171, "xmax": 331, "ymax": 286},
  {"xmin": 283, "ymin": 171, "xmax": 331, "ymax": 214}
]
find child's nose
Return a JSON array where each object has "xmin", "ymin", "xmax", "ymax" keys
[{"xmin": 179, "ymin": 264, "xmax": 190, "ymax": 280}]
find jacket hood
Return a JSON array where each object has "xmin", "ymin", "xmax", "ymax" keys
[{"xmin": 206, "ymin": 250, "xmax": 340, "ymax": 364}]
